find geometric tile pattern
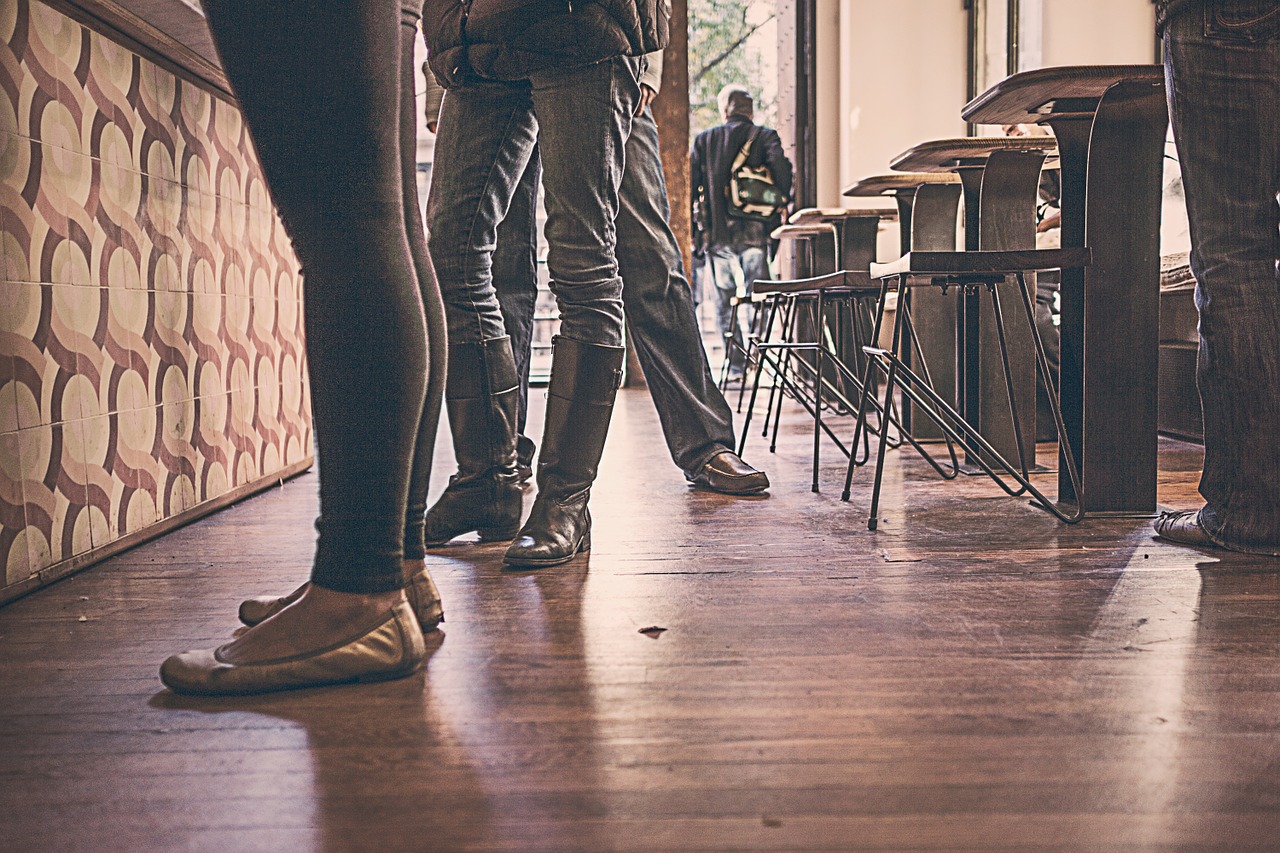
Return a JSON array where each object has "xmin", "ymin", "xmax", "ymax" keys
[{"xmin": 0, "ymin": 0, "xmax": 311, "ymax": 594}]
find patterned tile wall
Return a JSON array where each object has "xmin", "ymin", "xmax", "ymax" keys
[{"xmin": 0, "ymin": 0, "xmax": 312, "ymax": 595}]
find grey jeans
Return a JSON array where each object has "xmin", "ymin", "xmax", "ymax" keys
[
  {"xmin": 492, "ymin": 108, "xmax": 738, "ymax": 474},
  {"xmin": 427, "ymin": 56, "xmax": 642, "ymax": 348},
  {"xmin": 1165, "ymin": 3, "xmax": 1280, "ymax": 553}
]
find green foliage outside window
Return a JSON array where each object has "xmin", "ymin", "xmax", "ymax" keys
[{"xmin": 688, "ymin": 0, "xmax": 777, "ymax": 136}]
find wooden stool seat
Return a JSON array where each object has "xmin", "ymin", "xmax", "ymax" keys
[
  {"xmin": 871, "ymin": 248, "xmax": 1090, "ymax": 280},
  {"xmin": 890, "ymin": 137, "xmax": 1057, "ymax": 173},
  {"xmin": 842, "ymin": 173, "xmax": 960, "ymax": 197}
]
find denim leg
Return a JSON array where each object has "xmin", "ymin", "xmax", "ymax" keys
[
  {"xmin": 690, "ymin": 248, "xmax": 706, "ymax": 310},
  {"xmin": 709, "ymin": 246, "xmax": 744, "ymax": 370},
  {"xmin": 1165, "ymin": 8, "xmax": 1280, "ymax": 552},
  {"xmin": 1033, "ymin": 271, "xmax": 1061, "ymax": 441},
  {"xmin": 427, "ymin": 81, "xmax": 538, "ymax": 344},
  {"xmin": 493, "ymin": 151, "xmax": 542, "ymax": 441},
  {"xmin": 527, "ymin": 57, "xmax": 640, "ymax": 347},
  {"xmin": 1034, "ymin": 272, "xmax": 1061, "ymax": 377},
  {"xmin": 738, "ymin": 245, "xmax": 768, "ymax": 296},
  {"xmin": 616, "ymin": 107, "xmax": 736, "ymax": 471}
]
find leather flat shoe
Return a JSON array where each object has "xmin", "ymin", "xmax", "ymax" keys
[
  {"xmin": 238, "ymin": 583, "xmax": 306, "ymax": 627},
  {"xmin": 238, "ymin": 567, "xmax": 444, "ymax": 633},
  {"xmin": 686, "ymin": 450, "xmax": 769, "ymax": 495},
  {"xmin": 160, "ymin": 601, "xmax": 426, "ymax": 696},
  {"xmin": 1154, "ymin": 509, "xmax": 1216, "ymax": 548}
]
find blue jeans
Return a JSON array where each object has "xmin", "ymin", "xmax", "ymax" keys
[
  {"xmin": 427, "ymin": 57, "xmax": 640, "ymax": 348},
  {"xmin": 493, "ymin": 150, "xmax": 541, "ymax": 452},
  {"xmin": 708, "ymin": 244, "xmax": 767, "ymax": 372},
  {"xmin": 493, "ymin": 109, "xmax": 737, "ymax": 473},
  {"xmin": 617, "ymin": 108, "xmax": 737, "ymax": 472},
  {"xmin": 1165, "ymin": 3, "xmax": 1280, "ymax": 553}
]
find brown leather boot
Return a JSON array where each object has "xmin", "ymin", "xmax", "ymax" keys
[
  {"xmin": 504, "ymin": 337, "xmax": 624, "ymax": 568},
  {"xmin": 423, "ymin": 336, "xmax": 523, "ymax": 545}
]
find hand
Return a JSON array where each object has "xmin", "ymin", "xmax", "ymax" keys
[
  {"xmin": 636, "ymin": 84, "xmax": 657, "ymax": 116},
  {"xmin": 1037, "ymin": 210, "xmax": 1061, "ymax": 233},
  {"xmin": 427, "ymin": 121, "xmax": 438, "ymax": 134}
]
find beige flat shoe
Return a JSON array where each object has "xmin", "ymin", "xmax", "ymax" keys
[
  {"xmin": 239, "ymin": 567, "xmax": 444, "ymax": 632},
  {"xmin": 160, "ymin": 601, "xmax": 426, "ymax": 696}
]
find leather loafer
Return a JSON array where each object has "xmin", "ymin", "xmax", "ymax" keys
[
  {"xmin": 1154, "ymin": 509, "xmax": 1216, "ymax": 548},
  {"xmin": 686, "ymin": 450, "xmax": 769, "ymax": 495},
  {"xmin": 160, "ymin": 601, "xmax": 426, "ymax": 696},
  {"xmin": 239, "ymin": 566, "xmax": 444, "ymax": 633}
]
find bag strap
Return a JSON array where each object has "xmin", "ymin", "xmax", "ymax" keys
[{"xmin": 731, "ymin": 125, "xmax": 762, "ymax": 173}]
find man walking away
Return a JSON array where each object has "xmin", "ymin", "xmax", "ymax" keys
[{"xmin": 691, "ymin": 84, "xmax": 793, "ymax": 380}]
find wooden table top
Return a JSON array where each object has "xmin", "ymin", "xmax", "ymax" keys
[
  {"xmin": 842, "ymin": 173, "xmax": 960, "ymax": 197},
  {"xmin": 788, "ymin": 207, "xmax": 898, "ymax": 224},
  {"xmin": 962, "ymin": 64, "xmax": 1165, "ymax": 125},
  {"xmin": 890, "ymin": 137, "xmax": 1056, "ymax": 173},
  {"xmin": 771, "ymin": 222, "xmax": 839, "ymax": 241}
]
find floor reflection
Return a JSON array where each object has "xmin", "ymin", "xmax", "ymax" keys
[
  {"xmin": 152, "ymin": 633, "xmax": 497, "ymax": 852},
  {"xmin": 424, "ymin": 553, "xmax": 608, "ymax": 851}
]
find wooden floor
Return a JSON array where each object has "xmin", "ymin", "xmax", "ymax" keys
[{"xmin": 2, "ymin": 388, "xmax": 1279, "ymax": 852}]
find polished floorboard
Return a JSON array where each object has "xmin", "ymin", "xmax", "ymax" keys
[{"xmin": 1, "ymin": 388, "xmax": 1278, "ymax": 852}]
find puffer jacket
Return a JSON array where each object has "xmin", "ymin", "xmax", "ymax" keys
[{"xmin": 424, "ymin": 0, "xmax": 669, "ymax": 88}]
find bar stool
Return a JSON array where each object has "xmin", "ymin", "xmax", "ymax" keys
[
  {"xmin": 843, "ymin": 173, "xmax": 962, "ymax": 442},
  {"xmin": 738, "ymin": 223, "xmax": 849, "ymax": 491},
  {"xmin": 885, "ymin": 137, "xmax": 1057, "ymax": 471},
  {"xmin": 846, "ymin": 246, "xmax": 1090, "ymax": 529},
  {"xmin": 781, "ymin": 207, "xmax": 893, "ymax": 411},
  {"xmin": 739, "ymin": 214, "xmax": 956, "ymax": 493}
]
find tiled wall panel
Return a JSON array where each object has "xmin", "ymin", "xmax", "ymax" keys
[{"xmin": 0, "ymin": 0, "xmax": 311, "ymax": 595}]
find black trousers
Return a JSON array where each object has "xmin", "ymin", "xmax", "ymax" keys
[{"xmin": 202, "ymin": 0, "xmax": 446, "ymax": 591}]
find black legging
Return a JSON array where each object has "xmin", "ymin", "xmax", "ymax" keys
[
  {"xmin": 202, "ymin": 0, "xmax": 444, "ymax": 592},
  {"xmin": 401, "ymin": 2, "xmax": 449, "ymax": 562}
]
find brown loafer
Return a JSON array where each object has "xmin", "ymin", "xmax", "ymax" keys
[
  {"xmin": 686, "ymin": 450, "xmax": 769, "ymax": 495},
  {"xmin": 160, "ymin": 601, "xmax": 426, "ymax": 696},
  {"xmin": 239, "ymin": 566, "xmax": 444, "ymax": 633},
  {"xmin": 1153, "ymin": 509, "xmax": 1216, "ymax": 548}
]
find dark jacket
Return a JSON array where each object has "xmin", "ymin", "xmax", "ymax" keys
[
  {"xmin": 690, "ymin": 115, "xmax": 793, "ymax": 251},
  {"xmin": 424, "ymin": 0, "xmax": 669, "ymax": 88}
]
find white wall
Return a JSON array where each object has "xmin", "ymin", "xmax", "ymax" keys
[
  {"xmin": 820, "ymin": 0, "xmax": 969, "ymax": 208},
  {"xmin": 816, "ymin": 0, "xmax": 842, "ymax": 208},
  {"xmin": 800, "ymin": 0, "xmax": 1155, "ymax": 212},
  {"xmin": 1041, "ymin": 0, "xmax": 1157, "ymax": 66}
]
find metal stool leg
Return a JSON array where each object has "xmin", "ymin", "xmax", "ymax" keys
[{"xmin": 867, "ymin": 275, "xmax": 909, "ymax": 531}]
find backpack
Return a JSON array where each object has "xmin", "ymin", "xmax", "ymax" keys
[{"xmin": 726, "ymin": 126, "xmax": 787, "ymax": 221}]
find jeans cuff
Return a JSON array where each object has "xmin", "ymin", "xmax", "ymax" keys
[{"xmin": 682, "ymin": 444, "xmax": 732, "ymax": 478}]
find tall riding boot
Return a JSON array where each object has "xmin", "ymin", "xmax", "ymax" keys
[
  {"xmin": 424, "ymin": 337, "xmax": 523, "ymax": 545},
  {"xmin": 504, "ymin": 337, "xmax": 624, "ymax": 568}
]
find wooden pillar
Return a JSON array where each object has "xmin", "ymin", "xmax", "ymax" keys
[{"xmin": 653, "ymin": 0, "xmax": 692, "ymax": 282}]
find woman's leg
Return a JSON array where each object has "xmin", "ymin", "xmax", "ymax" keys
[
  {"xmin": 165, "ymin": 0, "xmax": 425, "ymax": 679},
  {"xmin": 241, "ymin": 0, "xmax": 448, "ymax": 632},
  {"xmin": 402, "ymin": 0, "xmax": 448, "ymax": 568}
]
